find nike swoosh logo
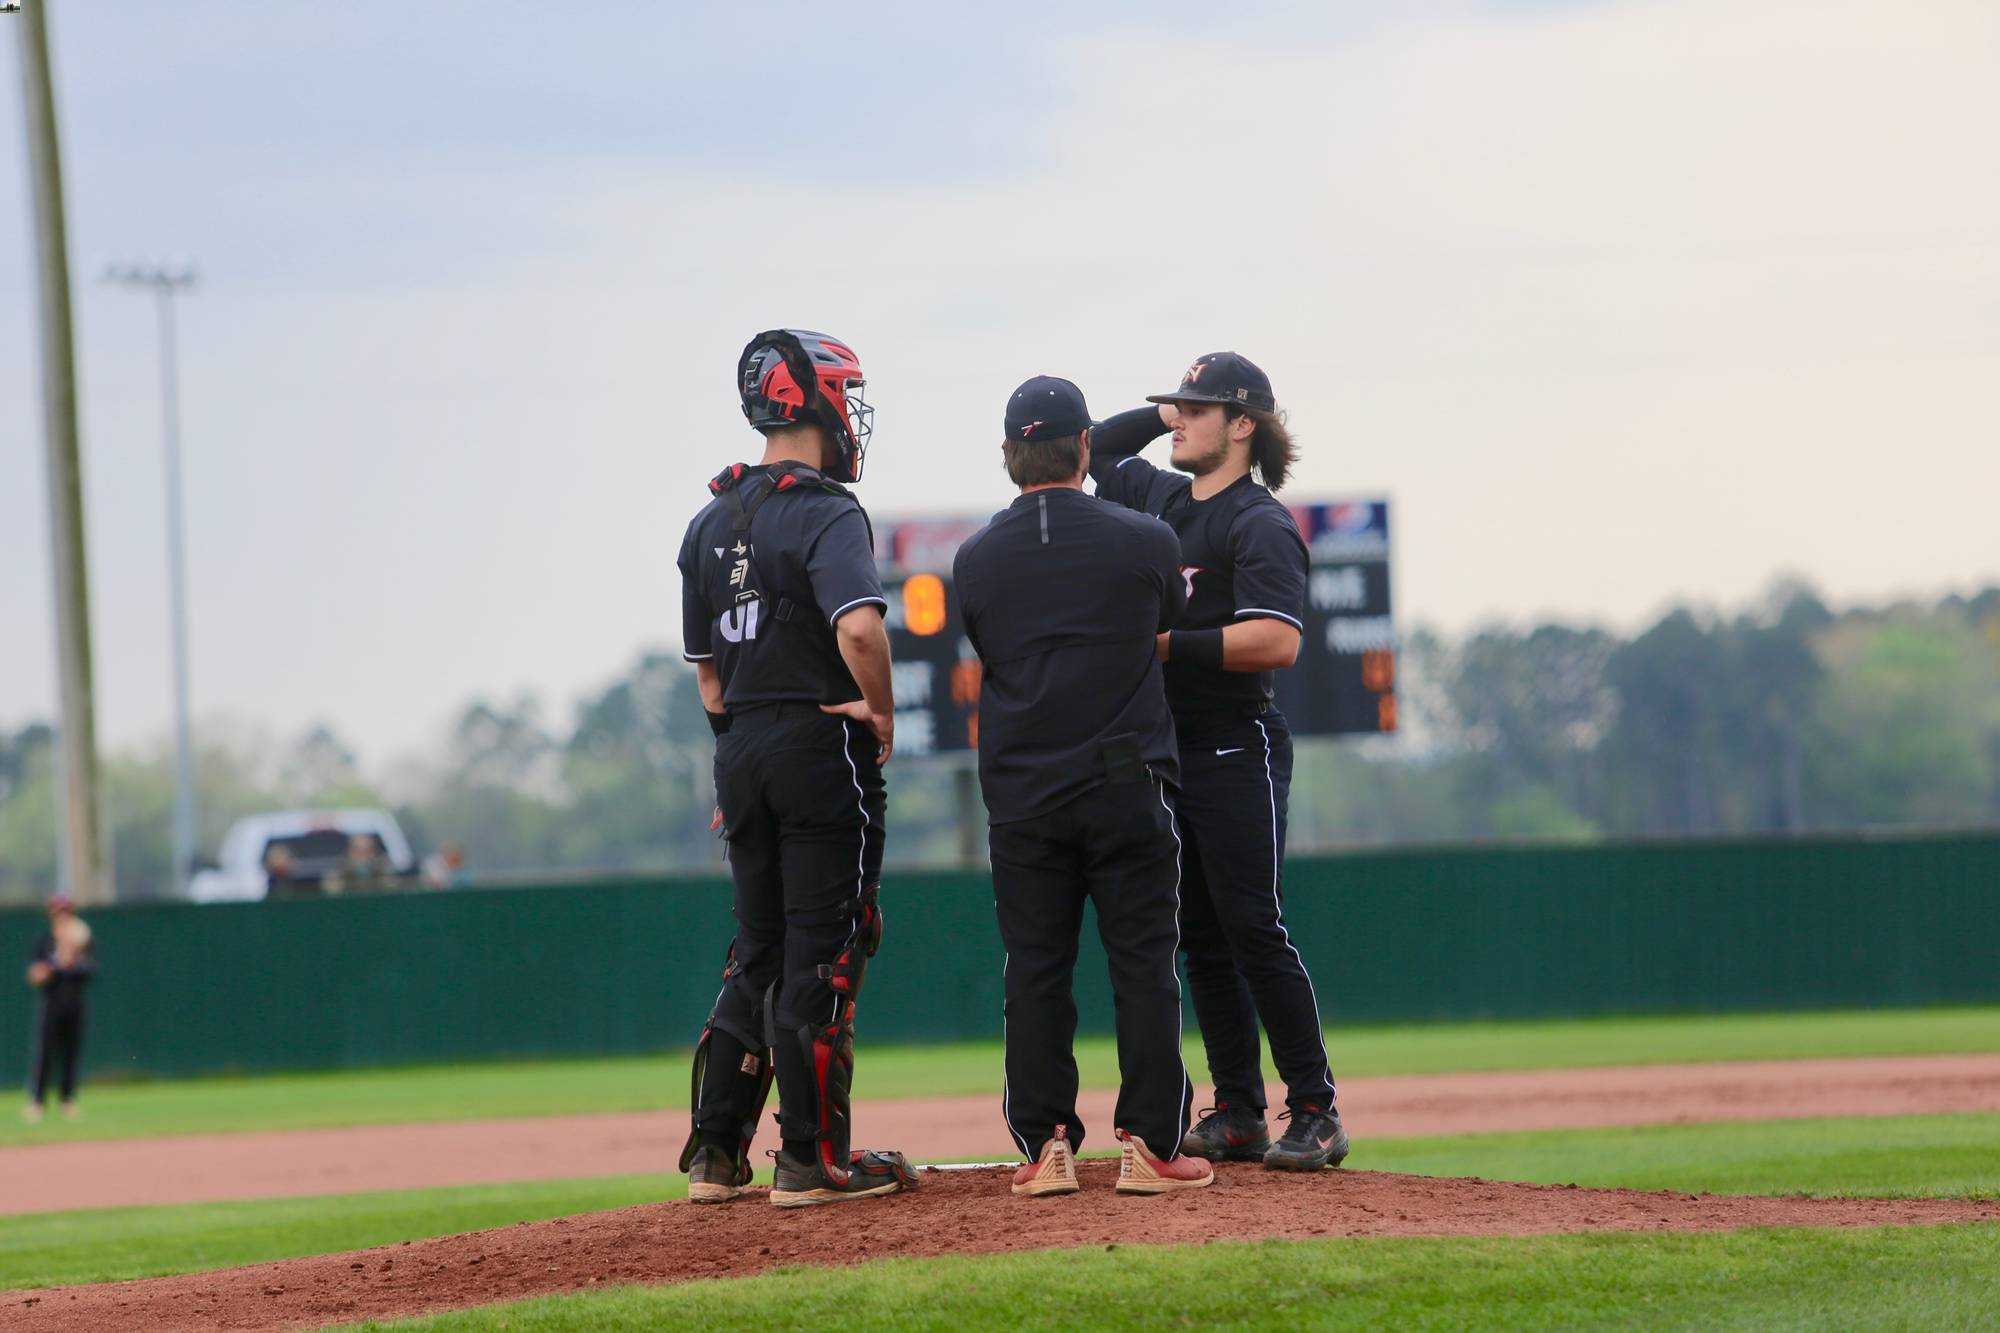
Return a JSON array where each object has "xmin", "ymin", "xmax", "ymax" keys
[{"xmin": 1215, "ymin": 747, "xmax": 1244, "ymax": 756}]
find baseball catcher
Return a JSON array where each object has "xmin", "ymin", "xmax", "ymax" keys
[{"xmin": 675, "ymin": 329, "xmax": 917, "ymax": 1207}]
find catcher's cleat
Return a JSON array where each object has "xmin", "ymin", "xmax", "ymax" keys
[
  {"xmin": 1012, "ymin": 1125, "xmax": 1081, "ymax": 1197},
  {"xmin": 769, "ymin": 1147, "xmax": 918, "ymax": 1208},
  {"xmin": 1179, "ymin": 1103, "xmax": 1272, "ymax": 1162},
  {"xmin": 686, "ymin": 1143, "xmax": 754, "ymax": 1204},
  {"xmin": 1263, "ymin": 1104, "xmax": 1350, "ymax": 1172},
  {"xmin": 1115, "ymin": 1130, "xmax": 1214, "ymax": 1195}
]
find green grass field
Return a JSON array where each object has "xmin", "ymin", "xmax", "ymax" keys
[
  {"xmin": 8, "ymin": 1005, "xmax": 1996, "ymax": 1149},
  {"xmin": 1361, "ymin": 1113, "xmax": 2000, "ymax": 1202},
  {"xmin": 348, "ymin": 1226, "xmax": 2000, "ymax": 1332},
  {"xmin": 0, "ymin": 1175, "xmax": 692, "ymax": 1289},
  {"xmin": 6, "ymin": 1113, "xmax": 1994, "ymax": 1291},
  {"xmin": 7, "ymin": 1007, "xmax": 1996, "ymax": 1329}
]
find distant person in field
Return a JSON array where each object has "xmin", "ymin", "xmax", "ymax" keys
[
  {"xmin": 264, "ymin": 844, "xmax": 297, "ymax": 896},
  {"xmin": 24, "ymin": 895, "xmax": 94, "ymax": 1124},
  {"xmin": 422, "ymin": 840, "xmax": 470, "ymax": 889},
  {"xmin": 327, "ymin": 834, "xmax": 391, "ymax": 893}
]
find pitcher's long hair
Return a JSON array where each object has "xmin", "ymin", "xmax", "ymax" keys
[{"xmin": 1232, "ymin": 406, "xmax": 1297, "ymax": 492}]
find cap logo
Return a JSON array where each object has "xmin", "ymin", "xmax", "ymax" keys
[
  {"xmin": 1021, "ymin": 422, "xmax": 1042, "ymax": 438},
  {"xmin": 1182, "ymin": 359, "xmax": 1210, "ymax": 386},
  {"xmin": 1235, "ymin": 388, "xmax": 1248, "ymax": 400}
]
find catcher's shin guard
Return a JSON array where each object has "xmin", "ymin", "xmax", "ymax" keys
[
  {"xmin": 785, "ymin": 880, "xmax": 884, "ymax": 1186},
  {"xmin": 816, "ymin": 879, "xmax": 882, "ymax": 1000},
  {"xmin": 799, "ymin": 1016, "xmax": 857, "ymax": 1184},
  {"xmin": 678, "ymin": 958, "xmax": 775, "ymax": 1176}
]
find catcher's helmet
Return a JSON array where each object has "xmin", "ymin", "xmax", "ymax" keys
[{"xmin": 737, "ymin": 329, "xmax": 874, "ymax": 483}]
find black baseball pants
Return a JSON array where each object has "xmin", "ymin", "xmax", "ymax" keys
[
  {"xmin": 991, "ymin": 773, "xmax": 1192, "ymax": 1161},
  {"xmin": 1174, "ymin": 709, "xmax": 1338, "ymax": 1115},
  {"xmin": 696, "ymin": 703, "xmax": 886, "ymax": 1147},
  {"xmin": 28, "ymin": 1003, "xmax": 85, "ymax": 1106}
]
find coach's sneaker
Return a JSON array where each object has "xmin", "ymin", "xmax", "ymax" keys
[
  {"xmin": 686, "ymin": 1144, "xmax": 753, "ymax": 1204},
  {"xmin": 1180, "ymin": 1103, "xmax": 1272, "ymax": 1162},
  {"xmin": 1115, "ymin": 1130, "xmax": 1214, "ymax": 1195},
  {"xmin": 1012, "ymin": 1125, "xmax": 1081, "ymax": 1197},
  {"xmin": 1263, "ymin": 1104, "xmax": 1350, "ymax": 1172},
  {"xmin": 20, "ymin": 1103, "xmax": 41, "ymax": 1126},
  {"xmin": 770, "ymin": 1147, "xmax": 918, "ymax": 1208}
]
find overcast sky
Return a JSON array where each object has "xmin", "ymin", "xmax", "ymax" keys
[{"xmin": 3, "ymin": 0, "xmax": 1996, "ymax": 764}]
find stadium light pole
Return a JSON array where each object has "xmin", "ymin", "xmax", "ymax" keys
[
  {"xmin": 19, "ymin": 0, "xmax": 110, "ymax": 904},
  {"xmin": 104, "ymin": 262, "xmax": 201, "ymax": 897}
]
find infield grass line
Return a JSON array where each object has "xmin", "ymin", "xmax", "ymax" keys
[
  {"xmin": 5, "ymin": 1112, "xmax": 1995, "ymax": 1291},
  {"xmin": 345, "ymin": 1225, "xmax": 2000, "ymax": 1332},
  {"xmin": 5, "ymin": 1005, "xmax": 1996, "ymax": 1149},
  {"xmin": 0, "ymin": 1174, "xmax": 691, "ymax": 1290},
  {"xmin": 1354, "ymin": 1112, "xmax": 2000, "ymax": 1202}
]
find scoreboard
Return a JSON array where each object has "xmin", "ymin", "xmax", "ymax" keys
[
  {"xmin": 877, "ymin": 516, "xmax": 987, "ymax": 758},
  {"xmin": 1277, "ymin": 500, "xmax": 1396, "ymax": 735},
  {"xmin": 876, "ymin": 499, "xmax": 1394, "ymax": 757}
]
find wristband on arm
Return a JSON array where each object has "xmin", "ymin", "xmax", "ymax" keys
[
  {"xmin": 705, "ymin": 710, "xmax": 732, "ymax": 737},
  {"xmin": 1168, "ymin": 628, "xmax": 1225, "ymax": 670}
]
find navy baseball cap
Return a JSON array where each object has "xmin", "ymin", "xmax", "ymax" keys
[
  {"xmin": 1004, "ymin": 376, "xmax": 1092, "ymax": 442},
  {"xmin": 1146, "ymin": 352, "xmax": 1276, "ymax": 413}
]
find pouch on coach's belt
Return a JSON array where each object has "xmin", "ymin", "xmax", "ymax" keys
[{"xmin": 1100, "ymin": 732, "xmax": 1144, "ymax": 784}]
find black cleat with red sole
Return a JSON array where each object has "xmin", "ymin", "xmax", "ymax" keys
[
  {"xmin": 1263, "ymin": 1105, "xmax": 1350, "ymax": 1172},
  {"xmin": 769, "ymin": 1148, "xmax": 918, "ymax": 1208},
  {"xmin": 1180, "ymin": 1103, "xmax": 1273, "ymax": 1162}
]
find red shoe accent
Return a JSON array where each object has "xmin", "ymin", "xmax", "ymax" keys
[
  {"xmin": 1012, "ymin": 1125, "xmax": 1080, "ymax": 1197},
  {"xmin": 1116, "ymin": 1130, "xmax": 1214, "ymax": 1194}
]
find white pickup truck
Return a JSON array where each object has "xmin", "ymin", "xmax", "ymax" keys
[{"xmin": 187, "ymin": 808, "xmax": 417, "ymax": 903}]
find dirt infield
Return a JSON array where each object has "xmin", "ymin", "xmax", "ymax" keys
[
  {"xmin": 5, "ymin": 1053, "xmax": 1996, "ymax": 1215},
  {"xmin": 9, "ymin": 1165, "xmax": 1998, "ymax": 1332}
]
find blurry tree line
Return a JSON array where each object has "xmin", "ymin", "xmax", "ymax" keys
[
  {"xmin": 0, "ymin": 653, "xmax": 725, "ymax": 904},
  {"xmin": 1290, "ymin": 580, "xmax": 2000, "ymax": 847},
  {"xmin": 3, "ymin": 583, "xmax": 1998, "ymax": 904}
]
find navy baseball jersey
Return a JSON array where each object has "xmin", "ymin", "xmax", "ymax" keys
[
  {"xmin": 678, "ymin": 464, "xmax": 886, "ymax": 708},
  {"xmin": 1089, "ymin": 408, "xmax": 1308, "ymax": 719},
  {"xmin": 954, "ymin": 487, "xmax": 1185, "ymax": 823},
  {"xmin": 28, "ymin": 932, "xmax": 94, "ymax": 1010}
]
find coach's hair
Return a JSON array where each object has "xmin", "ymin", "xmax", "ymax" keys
[
  {"xmin": 1232, "ymin": 407, "xmax": 1297, "ymax": 493},
  {"xmin": 1002, "ymin": 432, "xmax": 1085, "ymax": 488}
]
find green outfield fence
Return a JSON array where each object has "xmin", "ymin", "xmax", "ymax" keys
[{"xmin": 4, "ymin": 831, "xmax": 1997, "ymax": 1081}]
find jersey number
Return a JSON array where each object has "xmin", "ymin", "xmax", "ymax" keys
[{"xmin": 720, "ymin": 599, "xmax": 761, "ymax": 643}]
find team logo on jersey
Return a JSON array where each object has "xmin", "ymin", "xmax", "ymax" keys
[
  {"xmin": 1180, "ymin": 565, "xmax": 1203, "ymax": 599},
  {"xmin": 726, "ymin": 540, "xmax": 753, "ymax": 596}
]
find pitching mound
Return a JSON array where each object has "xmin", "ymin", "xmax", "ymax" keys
[{"xmin": 10, "ymin": 1165, "xmax": 1997, "ymax": 1332}]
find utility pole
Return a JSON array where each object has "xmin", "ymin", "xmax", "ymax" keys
[
  {"xmin": 18, "ymin": 0, "xmax": 109, "ymax": 904},
  {"xmin": 106, "ymin": 263, "xmax": 201, "ymax": 897}
]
